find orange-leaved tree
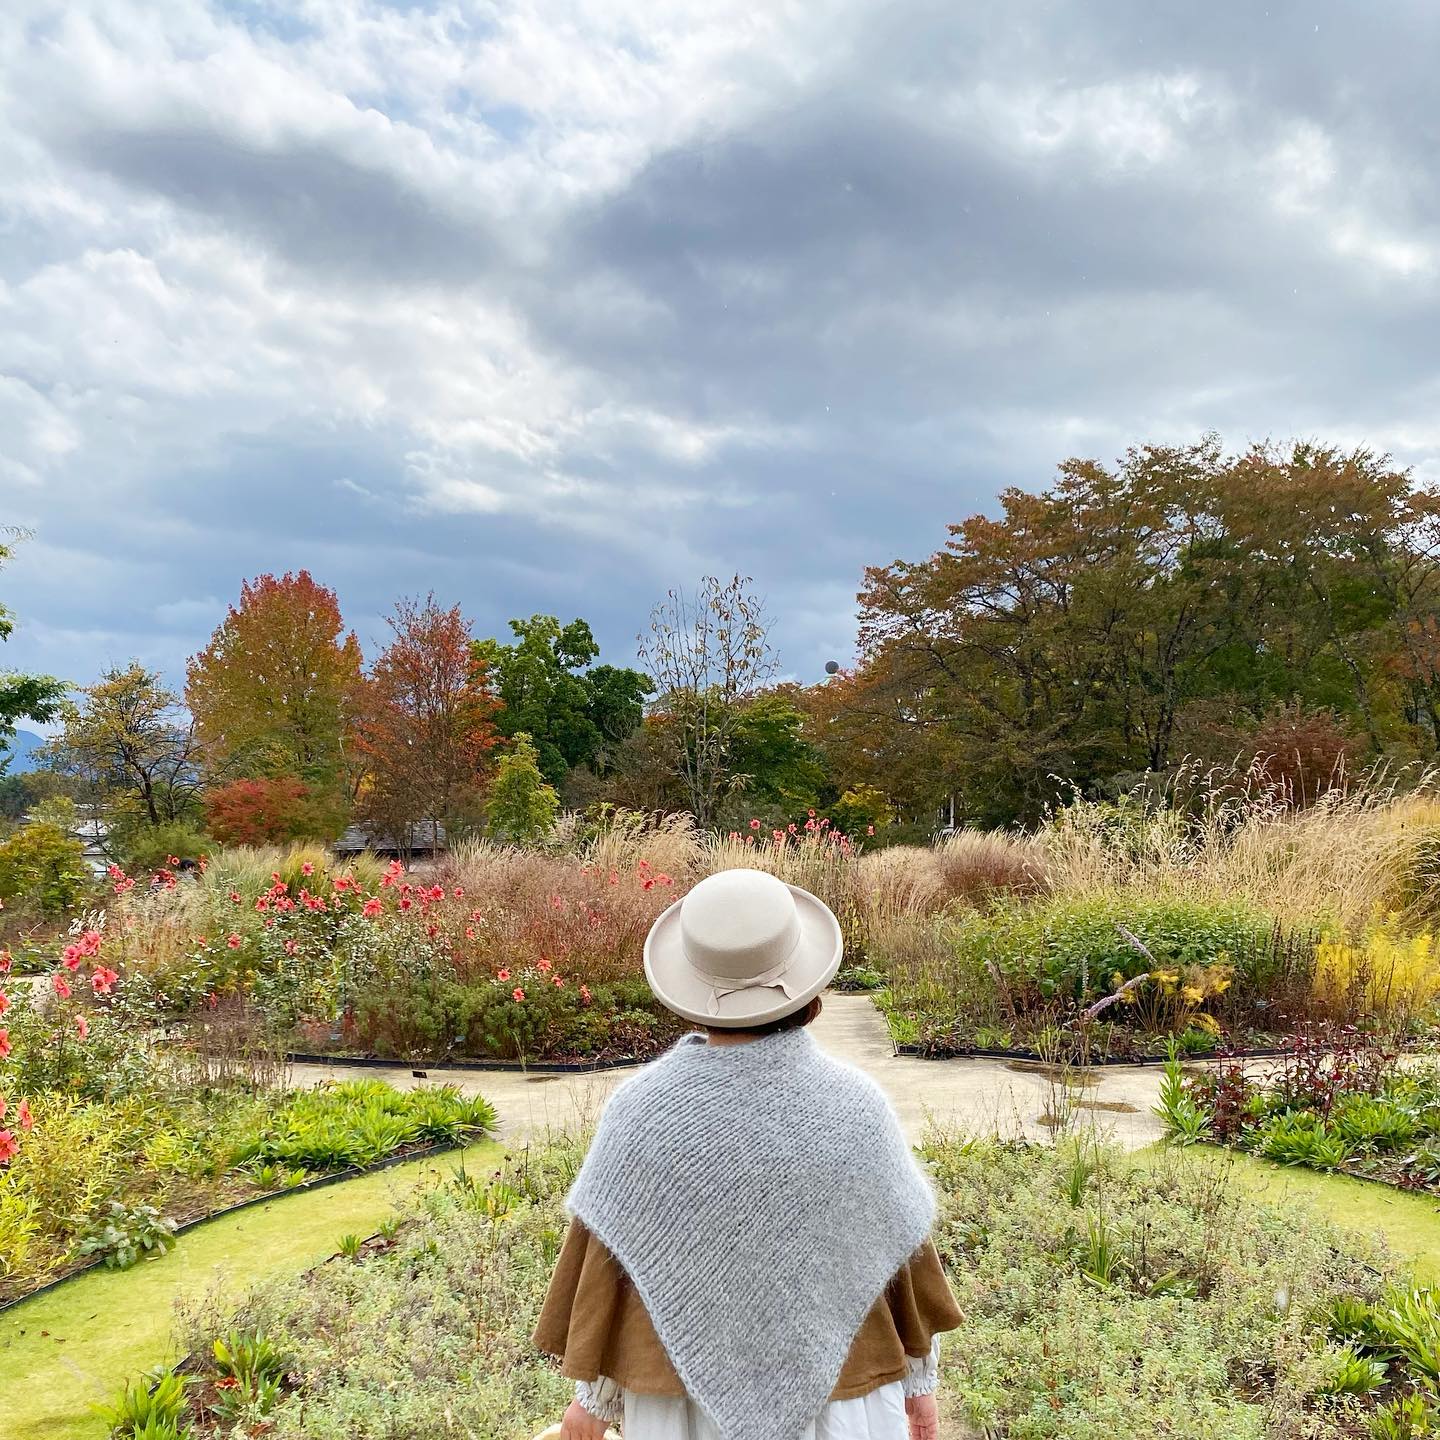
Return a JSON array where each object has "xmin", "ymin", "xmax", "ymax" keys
[
  {"xmin": 356, "ymin": 594, "xmax": 500, "ymax": 850},
  {"xmin": 186, "ymin": 572, "xmax": 364, "ymax": 830}
]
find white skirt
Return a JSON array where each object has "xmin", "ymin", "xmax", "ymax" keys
[{"xmin": 620, "ymin": 1381, "xmax": 908, "ymax": 1440}]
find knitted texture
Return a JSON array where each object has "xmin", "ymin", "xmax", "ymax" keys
[{"xmin": 566, "ymin": 1028, "xmax": 936, "ymax": 1440}]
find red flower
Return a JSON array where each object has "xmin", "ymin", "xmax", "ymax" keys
[
  {"xmin": 17, "ymin": 1099, "xmax": 32, "ymax": 1131},
  {"xmin": 301, "ymin": 861, "xmax": 314, "ymax": 876},
  {"xmin": 166, "ymin": 854, "xmax": 180, "ymax": 867},
  {"xmin": 226, "ymin": 933, "xmax": 242, "ymax": 949},
  {"xmin": 429, "ymin": 885, "xmax": 445, "ymax": 902},
  {"xmin": 255, "ymin": 896, "xmax": 269, "ymax": 912},
  {"xmin": 91, "ymin": 966, "xmax": 119, "ymax": 995},
  {"xmin": 0, "ymin": 1029, "xmax": 9, "ymax": 1059},
  {"xmin": 52, "ymin": 973, "xmax": 72, "ymax": 999},
  {"xmin": 75, "ymin": 1015, "xmax": 89, "ymax": 1041},
  {"xmin": 641, "ymin": 877, "xmax": 655, "ymax": 890},
  {"xmin": 0, "ymin": 992, "xmax": 7, "ymax": 1017},
  {"xmin": 512, "ymin": 987, "xmax": 526, "ymax": 1002},
  {"xmin": 497, "ymin": 969, "xmax": 510, "ymax": 982},
  {"xmin": 0, "ymin": 1130, "xmax": 17, "ymax": 1164},
  {"xmin": 0, "ymin": 952, "xmax": 9, "ymax": 976},
  {"xmin": 750, "ymin": 818, "xmax": 761, "ymax": 830},
  {"xmin": 284, "ymin": 939, "xmax": 299, "ymax": 956},
  {"xmin": 362, "ymin": 898, "xmax": 382, "ymax": 918},
  {"xmin": 229, "ymin": 890, "xmax": 242, "ymax": 905},
  {"xmin": 398, "ymin": 896, "xmax": 413, "ymax": 911}
]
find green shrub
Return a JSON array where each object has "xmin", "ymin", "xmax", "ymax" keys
[
  {"xmin": 76, "ymin": 1201, "xmax": 178, "ymax": 1270},
  {"xmin": 0, "ymin": 821, "xmax": 90, "ymax": 917}
]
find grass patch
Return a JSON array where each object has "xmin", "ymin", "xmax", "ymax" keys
[{"xmin": 0, "ymin": 1140, "xmax": 500, "ymax": 1440}]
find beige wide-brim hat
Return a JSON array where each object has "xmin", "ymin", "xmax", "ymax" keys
[{"xmin": 643, "ymin": 867, "xmax": 843, "ymax": 1029}]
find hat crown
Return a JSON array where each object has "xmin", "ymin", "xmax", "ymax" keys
[{"xmin": 679, "ymin": 869, "xmax": 801, "ymax": 981}]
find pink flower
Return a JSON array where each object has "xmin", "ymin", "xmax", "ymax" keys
[
  {"xmin": 229, "ymin": 891, "xmax": 242, "ymax": 905},
  {"xmin": 0, "ymin": 952, "xmax": 9, "ymax": 976},
  {"xmin": 750, "ymin": 818, "xmax": 761, "ymax": 830},
  {"xmin": 0, "ymin": 992, "xmax": 7, "ymax": 1017},
  {"xmin": 226, "ymin": 933, "xmax": 242, "ymax": 949},
  {"xmin": 580, "ymin": 984, "xmax": 592, "ymax": 1005},
  {"xmin": 470, "ymin": 909, "xmax": 483, "ymax": 921},
  {"xmin": 52, "ymin": 973, "xmax": 72, "ymax": 1000},
  {"xmin": 608, "ymin": 871, "xmax": 619, "ymax": 886},
  {"xmin": 464, "ymin": 926, "xmax": 475, "ymax": 939},
  {"xmin": 399, "ymin": 896, "xmax": 413, "ymax": 911},
  {"xmin": 866, "ymin": 824, "xmax": 875, "ymax": 836},
  {"xmin": 75, "ymin": 1015, "xmax": 89, "ymax": 1041},
  {"xmin": 284, "ymin": 940, "xmax": 299, "ymax": 956},
  {"xmin": 91, "ymin": 966, "xmax": 119, "ymax": 995},
  {"xmin": 553, "ymin": 975, "xmax": 564, "ymax": 988},
  {"xmin": 255, "ymin": 896, "xmax": 269, "ymax": 912},
  {"xmin": 453, "ymin": 886, "xmax": 464, "ymax": 899},
  {"xmin": 362, "ymin": 898, "xmax": 382, "ymax": 918},
  {"xmin": 301, "ymin": 861, "xmax": 314, "ymax": 876},
  {"xmin": 17, "ymin": 1099, "xmax": 32, "ymax": 1131},
  {"xmin": 61, "ymin": 945, "xmax": 83, "ymax": 971},
  {"xmin": 0, "ymin": 1130, "xmax": 17, "ymax": 1164},
  {"xmin": 512, "ymin": 987, "xmax": 525, "ymax": 1002},
  {"xmin": 537, "ymin": 957, "xmax": 552, "ymax": 973},
  {"xmin": 808, "ymin": 808, "xmax": 816, "ymax": 818},
  {"xmin": 550, "ymin": 894, "xmax": 563, "ymax": 910},
  {"xmin": 429, "ymin": 885, "xmax": 444, "ymax": 902},
  {"xmin": 657, "ymin": 873, "xmax": 673, "ymax": 886},
  {"xmin": 497, "ymin": 969, "xmax": 510, "ymax": 982},
  {"xmin": 0, "ymin": 1029, "xmax": 8, "ymax": 1059},
  {"xmin": 78, "ymin": 930, "xmax": 102, "ymax": 957}
]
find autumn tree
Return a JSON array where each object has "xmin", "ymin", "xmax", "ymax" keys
[
  {"xmin": 205, "ymin": 776, "xmax": 338, "ymax": 846},
  {"xmin": 0, "ymin": 529, "xmax": 63, "ymax": 768},
  {"xmin": 638, "ymin": 575, "xmax": 776, "ymax": 827},
  {"xmin": 185, "ymin": 572, "xmax": 363, "ymax": 801},
  {"xmin": 856, "ymin": 438, "xmax": 1440, "ymax": 824},
  {"xmin": 47, "ymin": 663, "xmax": 201, "ymax": 833},
  {"xmin": 474, "ymin": 615, "xmax": 651, "ymax": 784},
  {"xmin": 356, "ymin": 594, "xmax": 499, "ymax": 848}
]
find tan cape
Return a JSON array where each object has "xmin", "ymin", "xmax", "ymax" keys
[{"xmin": 533, "ymin": 1218, "xmax": 963, "ymax": 1402}]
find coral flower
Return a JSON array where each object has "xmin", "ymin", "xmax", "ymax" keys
[
  {"xmin": 78, "ymin": 930, "xmax": 102, "ymax": 956},
  {"xmin": 0, "ymin": 1130, "xmax": 18, "ymax": 1164},
  {"xmin": 301, "ymin": 861, "xmax": 314, "ymax": 876},
  {"xmin": 553, "ymin": 975, "xmax": 564, "ymax": 988},
  {"xmin": 52, "ymin": 973, "xmax": 72, "ymax": 999},
  {"xmin": 0, "ymin": 992, "xmax": 7, "ymax": 1017},
  {"xmin": 75, "ymin": 1015, "xmax": 89, "ymax": 1041},
  {"xmin": 18, "ymin": 1099, "xmax": 32, "ymax": 1131},
  {"xmin": 0, "ymin": 1029, "xmax": 8, "ymax": 1058},
  {"xmin": 657, "ymin": 873, "xmax": 673, "ymax": 886},
  {"xmin": 750, "ymin": 818, "xmax": 761, "ymax": 830},
  {"xmin": 512, "ymin": 987, "xmax": 525, "ymax": 1002},
  {"xmin": 580, "ymin": 984, "xmax": 592, "ymax": 1005},
  {"xmin": 866, "ymin": 825, "xmax": 875, "ymax": 836},
  {"xmin": 255, "ymin": 896, "xmax": 269, "ymax": 912},
  {"xmin": 226, "ymin": 932, "xmax": 242, "ymax": 949},
  {"xmin": 229, "ymin": 891, "xmax": 242, "ymax": 905},
  {"xmin": 362, "ymin": 898, "xmax": 382, "ymax": 918},
  {"xmin": 61, "ymin": 946, "xmax": 83, "ymax": 971},
  {"xmin": 453, "ymin": 886, "xmax": 464, "ymax": 899},
  {"xmin": 537, "ymin": 957, "xmax": 552, "ymax": 973},
  {"xmin": 91, "ymin": 966, "xmax": 119, "ymax": 995},
  {"xmin": 497, "ymin": 969, "xmax": 510, "ymax": 982},
  {"xmin": 0, "ymin": 952, "xmax": 9, "ymax": 975}
]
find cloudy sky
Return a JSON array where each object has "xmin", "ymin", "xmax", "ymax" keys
[{"xmin": 3, "ymin": 1, "xmax": 1438, "ymax": 703}]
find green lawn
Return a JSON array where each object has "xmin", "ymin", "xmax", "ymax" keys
[
  {"xmin": 0, "ymin": 1141, "xmax": 500, "ymax": 1440},
  {"xmin": 1154, "ymin": 1143, "xmax": 1440, "ymax": 1283}
]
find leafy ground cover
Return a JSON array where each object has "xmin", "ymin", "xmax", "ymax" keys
[
  {"xmin": 1158, "ymin": 1024, "xmax": 1440, "ymax": 1197},
  {"xmin": 88, "ymin": 1134, "xmax": 1440, "ymax": 1440},
  {"xmin": 0, "ymin": 1139, "xmax": 501, "ymax": 1440}
]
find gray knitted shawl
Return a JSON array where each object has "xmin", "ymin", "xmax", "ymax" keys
[{"xmin": 566, "ymin": 1028, "xmax": 936, "ymax": 1440}]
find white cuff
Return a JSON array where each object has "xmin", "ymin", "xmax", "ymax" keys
[
  {"xmin": 901, "ymin": 1336, "xmax": 941, "ymax": 1398},
  {"xmin": 576, "ymin": 1376, "xmax": 624, "ymax": 1423}
]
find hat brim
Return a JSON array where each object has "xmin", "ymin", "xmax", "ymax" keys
[{"xmin": 643, "ymin": 881, "xmax": 844, "ymax": 1028}]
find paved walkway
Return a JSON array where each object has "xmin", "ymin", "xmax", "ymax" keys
[{"xmin": 291, "ymin": 994, "xmax": 1169, "ymax": 1149}]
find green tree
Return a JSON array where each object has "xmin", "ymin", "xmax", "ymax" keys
[
  {"xmin": 474, "ymin": 615, "xmax": 650, "ymax": 784},
  {"xmin": 486, "ymin": 733, "xmax": 559, "ymax": 844},
  {"xmin": 0, "ymin": 529, "xmax": 64, "ymax": 769},
  {"xmin": 724, "ymin": 691, "xmax": 827, "ymax": 819},
  {"xmin": 47, "ymin": 663, "xmax": 201, "ymax": 835}
]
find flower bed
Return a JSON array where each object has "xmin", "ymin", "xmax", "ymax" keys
[
  {"xmin": 1158, "ymin": 1025, "xmax": 1440, "ymax": 1195},
  {"xmin": 94, "ymin": 1134, "xmax": 1440, "ymax": 1440},
  {"xmin": 0, "ymin": 948, "xmax": 494, "ymax": 1303}
]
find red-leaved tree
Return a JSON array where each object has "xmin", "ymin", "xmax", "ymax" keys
[
  {"xmin": 356, "ymin": 595, "xmax": 500, "ymax": 850},
  {"xmin": 204, "ymin": 776, "xmax": 345, "ymax": 846}
]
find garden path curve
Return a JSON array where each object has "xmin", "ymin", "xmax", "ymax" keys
[{"xmin": 288, "ymin": 993, "xmax": 1171, "ymax": 1149}]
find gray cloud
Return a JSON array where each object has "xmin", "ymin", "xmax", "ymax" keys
[{"xmin": 3, "ymin": 0, "xmax": 1439, "ymax": 703}]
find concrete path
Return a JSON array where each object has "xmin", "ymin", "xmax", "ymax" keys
[{"xmin": 290, "ymin": 993, "xmax": 1168, "ymax": 1150}]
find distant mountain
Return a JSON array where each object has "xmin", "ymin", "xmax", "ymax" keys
[{"xmin": 1, "ymin": 729, "xmax": 47, "ymax": 773}]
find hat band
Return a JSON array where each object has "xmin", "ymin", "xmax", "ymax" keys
[{"xmin": 685, "ymin": 925, "xmax": 805, "ymax": 1016}]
